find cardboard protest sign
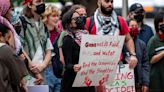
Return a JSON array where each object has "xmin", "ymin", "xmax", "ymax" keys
[
  {"xmin": 72, "ymin": 35, "xmax": 125, "ymax": 87},
  {"xmin": 105, "ymin": 64, "xmax": 135, "ymax": 92}
]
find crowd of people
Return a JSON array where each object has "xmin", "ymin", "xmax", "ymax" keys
[{"xmin": 0, "ymin": 0, "xmax": 163, "ymax": 92}]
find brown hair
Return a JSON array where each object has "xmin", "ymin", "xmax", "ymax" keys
[{"xmin": 23, "ymin": 2, "xmax": 34, "ymax": 18}]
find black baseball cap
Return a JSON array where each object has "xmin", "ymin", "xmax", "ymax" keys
[{"xmin": 129, "ymin": 3, "xmax": 144, "ymax": 13}]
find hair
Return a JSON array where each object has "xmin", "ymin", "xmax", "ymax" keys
[
  {"xmin": 127, "ymin": 19, "xmax": 137, "ymax": 26},
  {"xmin": 23, "ymin": 2, "xmax": 34, "ymax": 18},
  {"xmin": 62, "ymin": 4, "xmax": 86, "ymax": 30},
  {"xmin": 0, "ymin": 22, "xmax": 9, "ymax": 37},
  {"xmin": 154, "ymin": 12, "xmax": 164, "ymax": 32},
  {"xmin": 42, "ymin": 5, "xmax": 61, "ymax": 23},
  {"xmin": 60, "ymin": 5, "xmax": 72, "ymax": 20}
]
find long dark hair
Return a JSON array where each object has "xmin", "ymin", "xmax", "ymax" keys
[
  {"xmin": 61, "ymin": 5, "xmax": 85, "ymax": 30},
  {"xmin": 154, "ymin": 12, "xmax": 164, "ymax": 32}
]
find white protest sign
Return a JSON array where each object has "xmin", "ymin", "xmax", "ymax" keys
[
  {"xmin": 28, "ymin": 85, "xmax": 49, "ymax": 92},
  {"xmin": 105, "ymin": 64, "xmax": 135, "ymax": 92},
  {"xmin": 72, "ymin": 35, "xmax": 125, "ymax": 87}
]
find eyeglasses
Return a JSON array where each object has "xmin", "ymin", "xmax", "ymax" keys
[
  {"xmin": 72, "ymin": 17, "xmax": 78, "ymax": 20},
  {"xmin": 74, "ymin": 11, "xmax": 87, "ymax": 17},
  {"xmin": 72, "ymin": 16, "xmax": 86, "ymax": 20}
]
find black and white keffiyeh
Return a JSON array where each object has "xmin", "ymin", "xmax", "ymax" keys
[{"xmin": 94, "ymin": 9, "xmax": 120, "ymax": 35}]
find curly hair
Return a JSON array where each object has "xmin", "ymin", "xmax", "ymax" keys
[{"xmin": 42, "ymin": 5, "xmax": 61, "ymax": 23}]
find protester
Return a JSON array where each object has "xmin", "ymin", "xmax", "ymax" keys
[
  {"xmin": 61, "ymin": 5, "xmax": 95, "ymax": 92},
  {"xmin": 57, "ymin": 5, "xmax": 72, "ymax": 65},
  {"xmin": 128, "ymin": 3, "xmax": 154, "ymax": 45},
  {"xmin": 86, "ymin": 0, "xmax": 137, "ymax": 68},
  {"xmin": 4, "ymin": 3, "xmax": 22, "ymax": 35},
  {"xmin": 0, "ymin": 0, "xmax": 21, "ymax": 54},
  {"xmin": 85, "ymin": 0, "xmax": 138, "ymax": 91},
  {"xmin": 147, "ymin": 12, "xmax": 164, "ymax": 91},
  {"xmin": 20, "ymin": 0, "xmax": 53, "ymax": 86},
  {"xmin": 127, "ymin": 19, "xmax": 149, "ymax": 92},
  {"xmin": 42, "ymin": 5, "xmax": 62, "ymax": 92},
  {"xmin": 0, "ymin": 22, "xmax": 28, "ymax": 92}
]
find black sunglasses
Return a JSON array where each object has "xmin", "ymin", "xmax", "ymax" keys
[{"xmin": 104, "ymin": 0, "xmax": 113, "ymax": 3}]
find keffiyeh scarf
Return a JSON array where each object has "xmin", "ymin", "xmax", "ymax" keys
[{"xmin": 94, "ymin": 9, "xmax": 120, "ymax": 35}]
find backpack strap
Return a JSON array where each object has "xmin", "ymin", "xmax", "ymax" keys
[
  {"xmin": 19, "ymin": 16, "xmax": 32, "ymax": 31},
  {"xmin": 86, "ymin": 16, "xmax": 94, "ymax": 33},
  {"xmin": 88, "ymin": 16, "xmax": 94, "ymax": 33}
]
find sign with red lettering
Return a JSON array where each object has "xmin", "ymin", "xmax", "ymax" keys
[
  {"xmin": 105, "ymin": 64, "xmax": 136, "ymax": 92},
  {"xmin": 72, "ymin": 35, "xmax": 125, "ymax": 87}
]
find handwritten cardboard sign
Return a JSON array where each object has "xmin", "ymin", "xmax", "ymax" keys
[
  {"xmin": 72, "ymin": 35, "xmax": 125, "ymax": 87},
  {"xmin": 105, "ymin": 64, "xmax": 135, "ymax": 92}
]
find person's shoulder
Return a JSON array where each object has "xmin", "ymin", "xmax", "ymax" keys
[
  {"xmin": 62, "ymin": 35, "xmax": 74, "ymax": 45},
  {"xmin": 117, "ymin": 16, "xmax": 126, "ymax": 22},
  {"xmin": 142, "ymin": 24, "xmax": 152, "ymax": 30},
  {"xmin": 19, "ymin": 15, "xmax": 30, "ymax": 22},
  {"xmin": 147, "ymin": 35, "xmax": 156, "ymax": 45},
  {"xmin": 63, "ymin": 34, "xmax": 73, "ymax": 41},
  {"xmin": 138, "ymin": 39, "xmax": 146, "ymax": 46},
  {"xmin": 0, "ymin": 45, "xmax": 14, "ymax": 54},
  {"xmin": 61, "ymin": 31, "xmax": 68, "ymax": 35}
]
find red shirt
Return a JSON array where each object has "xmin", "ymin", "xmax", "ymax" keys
[{"xmin": 50, "ymin": 29, "xmax": 59, "ymax": 43}]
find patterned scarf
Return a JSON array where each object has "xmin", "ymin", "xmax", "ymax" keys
[
  {"xmin": 68, "ymin": 29, "xmax": 89, "ymax": 46},
  {"xmin": 94, "ymin": 9, "xmax": 120, "ymax": 36},
  {"xmin": 0, "ymin": 0, "xmax": 21, "ymax": 54},
  {"xmin": 0, "ymin": 0, "xmax": 10, "ymax": 16}
]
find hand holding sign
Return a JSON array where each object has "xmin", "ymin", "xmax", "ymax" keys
[
  {"xmin": 72, "ymin": 35, "xmax": 125, "ymax": 87},
  {"xmin": 73, "ymin": 64, "xmax": 81, "ymax": 72}
]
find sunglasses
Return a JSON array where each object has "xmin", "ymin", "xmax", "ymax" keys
[{"xmin": 104, "ymin": 0, "xmax": 113, "ymax": 3}]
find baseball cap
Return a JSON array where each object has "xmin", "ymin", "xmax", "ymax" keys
[
  {"xmin": 129, "ymin": 3, "xmax": 144, "ymax": 13},
  {"xmin": 22, "ymin": 0, "xmax": 32, "ymax": 5}
]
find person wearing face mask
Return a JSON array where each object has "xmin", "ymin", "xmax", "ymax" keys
[
  {"xmin": 0, "ymin": 0, "xmax": 22, "ymax": 54},
  {"xmin": 85, "ymin": 0, "xmax": 138, "ymax": 91},
  {"xmin": 19, "ymin": 0, "xmax": 53, "ymax": 87},
  {"xmin": 125, "ymin": 19, "xmax": 149, "ymax": 92},
  {"xmin": 60, "ymin": 5, "xmax": 95, "ymax": 92},
  {"xmin": 128, "ymin": 3, "xmax": 154, "ymax": 45},
  {"xmin": 86, "ymin": 0, "xmax": 137, "ymax": 67},
  {"xmin": 147, "ymin": 12, "xmax": 164, "ymax": 91},
  {"xmin": 58, "ymin": 5, "xmax": 87, "ymax": 66}
]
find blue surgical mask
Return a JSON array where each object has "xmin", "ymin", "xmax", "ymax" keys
[{"xmin": 11, "ymin": 11, "xmax": 18, "ymax": 25}]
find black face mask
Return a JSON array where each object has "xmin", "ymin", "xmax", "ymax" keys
[
  {"xmin": 100, "ymin": 5, "xmax": 113, "ymax": 15},
  {"xmin": 159, "ymin": 24, "xmax": 164, "ymax": 33},
  {"xmin": 35, "ymin": 3, "xmax": 45, "ymax": 15},
  {"xmin": 134, "ymin": 14, "xmax": 144, "ymax": 22},
  {"xmin": 75, "ymin": 16, "xmax": 86, "ymax": 30}
]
